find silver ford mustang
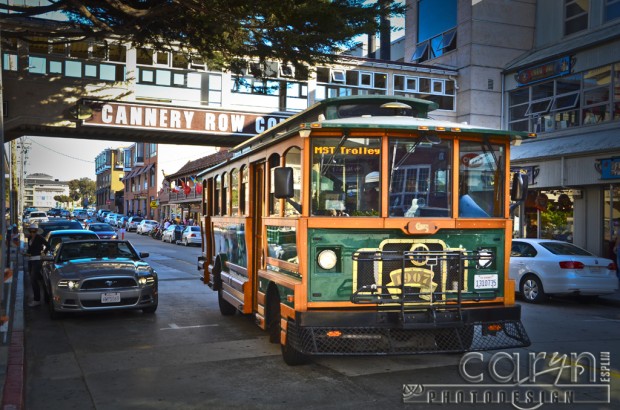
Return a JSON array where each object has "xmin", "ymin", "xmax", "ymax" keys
[{"xmin": 41, "ymin": 240, "xmax": 158, "ymax": 319}]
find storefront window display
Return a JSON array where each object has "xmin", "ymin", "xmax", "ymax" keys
[
  {"xmin": 520, "ymin": 189, "xmax": 575, "ymax": 242},
  {"xmin": 603, "ymin": 185, "xmax": 620, "ymax": 259}
]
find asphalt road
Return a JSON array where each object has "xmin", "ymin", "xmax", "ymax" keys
[{"xmin": 22, "ymin": 231, "xmax": 620, "ymax": 409}]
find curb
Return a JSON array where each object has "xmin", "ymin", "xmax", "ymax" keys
[{"xmin": 1, "ymin": 331, "xmax": 24, "ymax": 410}]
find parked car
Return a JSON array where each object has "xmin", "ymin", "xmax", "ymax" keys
[
  {"xmin": 86, "ymin": 223, "xmax": 118, "ymax": 239},
  {"xmin": 509, "ymin": 239, "xmax": 619, "ymax": 303},
  {"xmin": 60, "ymin": 209, "xmax": 73, "ymax": 218},
  {"xmin": 162, "ymin": 224, "xmax": 185, "ymax": 244},
  {"xmin": 105, "ymin": 213, "xmax": 119, "ymax": 225},
  {"xmin": 38, "ymin": 220, "xmax": 84, "ymax": 236},
  {"xmin": 24, "ymin": 211, "xmax": 49, "ymax": 227},
  {"xmin": 136, "ymin": 220, "xmax": 159, "ymax": 235},
  {"xmin": 126, "ymin": 217, "xmax": 143, "ymax": 232},
  {"xmin": 117, "ymin": 216, "xmax": 130, "ymax": 229},
  {"xmin": 47, "ymin": 208, "xmax": 62, "ymax": 217},
  {"xmin": 180, "ymin": 226, "xmax": 201, "ymax": 246},
  {"xmin": 41, "ymin": 239, "xmax": 158, "ymax": 319},
  {"xmin": 97, "ymin": 210, "xmax": 111, "ymax": 222},
  {"xmin": 75, "ymin": 211, "xmax": 89, "ymax": 221},
  {"xmin": 45, "ymin": 229, "xmax": 100, "ymax": 253}
]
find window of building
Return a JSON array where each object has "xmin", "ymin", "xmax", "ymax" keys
[
  {"xmin": 413, "ymin": 0, "xmax": 457, "ymax": 62},
  {"xmin": 137, "ymin": 48, "xmax": 153, "ymax": 65},
  {"xmin": 509, "ymin": 64, "xmax": 620, "ymax": 132},
  {"xmin": 564, "ymin": 0, "xmax": 589, "ymax": 36},
  {"xmin": 606, "ymin": 0, "xmax": 620, "ymax": 22}
]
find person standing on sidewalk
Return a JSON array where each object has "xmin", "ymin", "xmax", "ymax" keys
[{"xmin": 25, "ymin": 223, "xmax": 49, "ymax": 307}]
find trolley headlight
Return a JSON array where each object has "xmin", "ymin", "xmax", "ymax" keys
[{"xmin": 317, "ymin": 249, "xmax": 338, "ymax": 270}]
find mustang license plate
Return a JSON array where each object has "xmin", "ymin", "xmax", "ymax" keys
[
  {"xmin": 474, "ymin": 274, "xmax": 498, "ymax": 289},
  {"xmin": 101, "ymin": 292, "xmax": 121, "ymax": 303}
]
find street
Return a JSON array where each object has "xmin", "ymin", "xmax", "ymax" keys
[{"xmin": 23, "ymin": 232, "xmax": 620, "ymax": 409}]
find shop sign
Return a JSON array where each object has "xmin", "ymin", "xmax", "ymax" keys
[
  {"xmin": 78, "ymin": 100, "xmax": 290, "ymax": 136},
  {"xmin": 600, "ymin": 158, "xmax": 620, "ymax": 180},
  {"xmin": 150, "ymin": 200, "xmax": 158, "ymax": 208},
  {"xmin": 515, "ymin": 56, "xmax": 572, "ymax": 86}
]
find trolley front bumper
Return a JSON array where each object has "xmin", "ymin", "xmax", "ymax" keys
[{"xmin": 286, "ymin": 304, "xmax": 530, "ymax": 355}]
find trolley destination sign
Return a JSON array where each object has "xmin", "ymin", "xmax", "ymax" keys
[{"xmin": 78, "ymin": 100, "xmax": 289, "ymax": 136}]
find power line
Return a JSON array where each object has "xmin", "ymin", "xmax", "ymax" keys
[{"xmin": 27, "ymin": 137, "xmax": 94, "ymax": 163}]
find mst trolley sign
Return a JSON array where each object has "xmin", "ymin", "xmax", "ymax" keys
[{"xmin": 197, "ymin": 95, "xmax": 533, "ymax": 365}]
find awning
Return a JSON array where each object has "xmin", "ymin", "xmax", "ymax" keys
[
  {"xmin": 512, "ymin": 128, "xmax": 620, "ymax": 162},
  {"xmin": 122, "ymin": 166, "xmax": 144, "ymax": 180}
]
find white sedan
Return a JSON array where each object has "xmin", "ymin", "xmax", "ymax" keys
[
  {"xmin": 180, "ymin": 226, "xmax": 202, "ymax": 246},
  {"xmin": 509, "ymin": 239, "xmax": 618, "ymax": 303}
]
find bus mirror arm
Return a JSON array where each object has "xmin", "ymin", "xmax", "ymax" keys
[{"xmin": 286, "ymin": 198, "xmax": 302, "ymax": 214}]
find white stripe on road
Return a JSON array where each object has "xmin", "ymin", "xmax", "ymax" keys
[{"xmin": 161, "ymin": 323, "xmax": 219, "ymax": 330}]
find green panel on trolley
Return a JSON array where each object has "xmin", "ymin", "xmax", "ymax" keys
[{"xmin": 307, "ymin": 228, "xmax": 505, "ymax": 302}]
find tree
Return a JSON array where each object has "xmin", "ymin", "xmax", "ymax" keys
[
  {"xmin": 68, "ymin": 178, "xmax": 96, "ymax": 207},
  {"xmin": 0, "ymin": 1, "xmax": 404, "ymax": 76},
  {"xmin": 53, "ymin": 195, "xmax": 73, "ymax": 206}
]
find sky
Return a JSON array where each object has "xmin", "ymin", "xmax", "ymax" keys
[{"xmin": 17, "ymin": 137, "xmax": 217, "ymax": 182}]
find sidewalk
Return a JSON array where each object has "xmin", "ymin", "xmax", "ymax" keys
[{"xmin": 0, "ymin": 242, "xmax": 25, "ymax": 409}]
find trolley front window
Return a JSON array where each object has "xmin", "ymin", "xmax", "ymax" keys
[
  {"xmin": 458, "ymin": 141, "xmax": 505, "ymax": 217},
  {"xmin": 388, "ymin": 136, "xmax": 452, "ymax": 217},
  {"xmin": 311, "ymin": 137, "xmax": 381, "ymax": 216}
]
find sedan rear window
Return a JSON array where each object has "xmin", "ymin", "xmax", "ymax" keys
[{"xmin": 540, "ymin": 242, "xmax": 592, "ymax": 256}]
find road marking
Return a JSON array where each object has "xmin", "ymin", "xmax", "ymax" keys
[
  {"xmin": 161, "ymin": 323, "xmax": 219, "ymax": 330},
  {"xmin": 582, "ymin": 317, "xmax": 620, "ymax": 323}
]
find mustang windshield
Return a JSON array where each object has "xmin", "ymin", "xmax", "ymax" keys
[{"xmin": 58, "ymin": 241, "xmax": 138, "ymax": 262}]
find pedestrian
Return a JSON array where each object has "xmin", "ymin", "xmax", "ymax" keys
[{"xmin": 25, "ymin": 223, "xmax": 49, "ymax": 307}]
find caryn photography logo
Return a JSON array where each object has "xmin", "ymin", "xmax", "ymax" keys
[{"xmin": 403, "ymin": 351, "xmax": 611, "ymax": 409}]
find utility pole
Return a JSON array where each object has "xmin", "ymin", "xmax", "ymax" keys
[{"xmin": 10, "ymin": 140, "xmax": 17, "ymax": 226}]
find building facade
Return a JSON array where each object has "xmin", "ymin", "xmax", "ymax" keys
[
  {"xmin": 23, "ymin": 173, "xmax": 69, "ymax": 211},
  {"xmin": 504, "ymin": 0, "xmax": 620, "ymax": 259},
  {"xmin": 95, "ymin": 148, "xmax": 125, "ymax": 212},
  {"xmin": 122, "ymin": 143, "xmax": 158, "ymax": 219}
]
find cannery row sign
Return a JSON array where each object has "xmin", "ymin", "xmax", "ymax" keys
[{"xmin": 78, "ymin": 100, "xmax": 290, "ymax": 136}]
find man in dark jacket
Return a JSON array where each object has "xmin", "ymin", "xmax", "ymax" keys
[{"xmin": 25, "ymin": 223, "xmax": 49, "ymax": 307}]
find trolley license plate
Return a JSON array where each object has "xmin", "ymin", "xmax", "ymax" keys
[
  {"xmin": 101, "ymin": 292, "xmax": 121, "ymax": 303},
  {"xmin": 474, "ymin": 274, "xmax": 498, "ymax": 289}
]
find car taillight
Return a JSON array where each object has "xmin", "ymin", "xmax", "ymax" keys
[
  {"xmin": 608, "ymin": 262, "xmax": 617, "ymax": 271},
  {"xmin": 190, "ymin": 234, "xmax": 196, "ymax": 237},
  {"xmin": 559, "ymin": 261, "xmax": 584, "ymax": 269}
]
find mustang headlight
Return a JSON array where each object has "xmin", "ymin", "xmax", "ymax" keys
[
  {"xmin": 317, "ymin": 249, "xmax": 338, "ymax": 270},
  {"xmin": 138, "ymin": 275, "xmax": 156, "ymax": 286},
  {"xmin": 58, "ymin": 279, "xmax": 80, "ymax": 290}
]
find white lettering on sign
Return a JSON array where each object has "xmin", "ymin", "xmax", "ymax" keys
[
  {"xmin": 130, "ymin": 106, "xmax": 142, "ymax": 125},
  {"xmin": 86, "ymin": 103, "xmax": 288, "ymax": 135},
  {"xmin": 183, "ymin": 111, "xmax": 194, "ymax": 129},
  {"xmin": 101, "ymin": 105, "xmax": 113, "ymax": 123},
  {"xmin": 231, "ymin": 115, "xmax": 245, "ymax": 132},
  {"xmin": 205, "ymin": 113, "xmax": 216, "ymax": 130}
]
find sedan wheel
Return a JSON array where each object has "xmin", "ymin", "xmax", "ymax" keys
[{"xmin": 521, "ymin": 275, "xmax": 546, "ymax": 303}]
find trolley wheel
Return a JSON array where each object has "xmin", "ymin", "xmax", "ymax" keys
[
  {"xmin": 281, "ymin": 328, "xmax": 309, "ymax": 366},
  {"xmin": 218, "ymin": 289, "xmax": 237, "ymax": 316},
  {"xmin": 267, "ymin": 294, "xmax": 280, "ymax": 344}
]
